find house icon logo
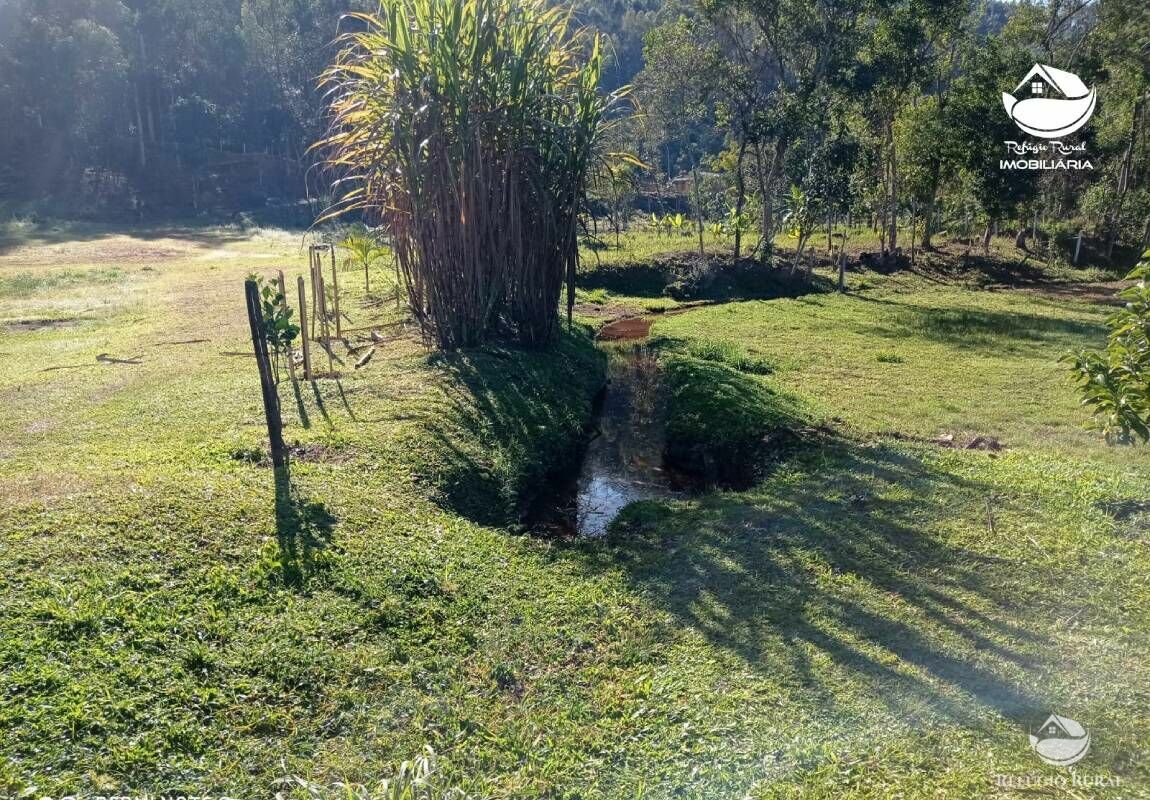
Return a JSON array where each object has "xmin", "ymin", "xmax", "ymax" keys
[
  {"xmin": 1029, "ymin": 713, "xmax": 1091, "ymax": 766},
  {"xmin": 1002, "ymin": 64, "xmax": 1097, "ymax": 138}
]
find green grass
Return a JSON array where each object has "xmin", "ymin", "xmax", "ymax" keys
[
  {"xmin": 650, "ymin": 280, "xmax": 1127, "ymax": 462},
  {"xmin": 661, "ymin": 355, "xmax": 807, "ymax": 483},
  {"xmin": 1, "ymin": 223, "xmax": 1149, "ymax": 798},
  {"xmin": 0, "ymin": 267, "xmax": 125, "ymax": 297},
  {"xmin": 679, "ymin": 337, "xmax": 777, "ymax": 374}
]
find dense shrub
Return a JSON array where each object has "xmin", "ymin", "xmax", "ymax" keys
[{"xmin": 318, "ymin": 0, "xmax": 619, "ymax": 349}]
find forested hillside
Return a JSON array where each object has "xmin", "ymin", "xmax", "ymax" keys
[{"xmin": 0, "ymin": 0, "xmax": 658, "ymax": 218}]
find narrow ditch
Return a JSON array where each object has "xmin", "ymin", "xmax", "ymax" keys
[
  {"xmin": 530, "ymin": 306, "xmax": 808, "ymax": 537},
  {"xmin": 529, "ymin": 341, "xmax": 693, "ymax": 536},
  {"xmin": 530, "ymin": 312, "xmax": 698, "ymax": 537}
]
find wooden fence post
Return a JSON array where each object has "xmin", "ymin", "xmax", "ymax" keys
[
  {"xmin": 297, "ymin": 275, "xmax": 311, "ymax": 380},
  {"xmin": 245, "ymin": 280, "xmax": 286, "ymax": 469},
  {"xmin": 318, "ymin": 268, "xmax": 333, "ymax": 374},
  {"xmin": 311, "ymin": 261, "xmax": 319, "ymax": 327},
  {"xmin": 329, "ymin": 244, "xmax": 342, "ymax": 338}
]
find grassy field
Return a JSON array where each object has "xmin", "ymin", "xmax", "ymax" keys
[{"xmin": 1, "ymin": 221, "xmax": 1148, "ymax": 798}]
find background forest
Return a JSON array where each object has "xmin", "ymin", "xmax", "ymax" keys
[{"xmin": 0, "ymin": 0, "xmax": 1147, "ymax": 257}]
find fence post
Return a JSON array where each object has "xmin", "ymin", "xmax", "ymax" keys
[
  {"xmin": 315, "ymin": 262, "xmax": 334, "ymax": 374},
  {"xmin": 329, "ymin": 245, "xmax": 342, "ymax": 338},
  {"xmin": 311, "ymin": 262, "xmax": 320, "ymax": 328},
  {"xmin": 245, "ymin": 279, "xmax": 286, "ymax": 469},
  {"xmin": 297, "ymin": 275, "xmax": 311, "ymax": 381}
]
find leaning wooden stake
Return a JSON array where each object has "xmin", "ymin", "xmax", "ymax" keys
[
  {"xmin": 245, "ymin": 279, "xmax": 286, "ymax": 469},
  {"xmin": 328, "ymin": 245, "xmax": 342, "ymax": 337},
  {"xmin": 297, "ymin": 275, "xmax": 312, "ymax": 380}
]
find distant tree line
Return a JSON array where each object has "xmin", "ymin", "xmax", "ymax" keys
[
  {"xmin": 609, "ymin": 0, "xmax": 1150, "ymax": 264},
  {"xmin": 0, "ymin": 0, "xmax": 367, "ymax": 219},
  {"xmin": 0, "ymin": 0, "xmax": 663, "ymax": 220},
  {"xmin": 2, "ymin": 0, "xmax": 1148, "ymax": 261}
]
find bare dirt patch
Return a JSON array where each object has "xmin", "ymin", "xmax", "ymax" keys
[
  {"xmin": 598, "ymin": 317, "xmax": 653, "ymax": 341},
  {"xmin": 5, "ymin": 317, "xmax": 79, "ymax": 332},
  {"xmin": 572, "ymin": 301, "xmax": 638, "ymax": 319},
  {"xmin": 0, "ymin": 237, "xmax": 200, "ymax": 267}
]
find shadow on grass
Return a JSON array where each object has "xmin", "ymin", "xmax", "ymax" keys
[
  {"xmin": 408, "ymin": 329, "xmax": 606, "ymax": 525},
  {"xmin": 273, "ymin": 464, "xmax": 336, "ymax": 588},
  {"xmin": 855, "ymin": 302, "xmax": 1105, "ymax": 351},
  {"xmin": 0, "ymin": 220, "xmax": 255, "ymax": 255},
  {"xmin": 578, "ymin": 263, "xmax": 669, "ymax": 297},
  {"xmin": 575, "ymin": 437, "xmax": 1050, "ymax": 723},
  {"xmin": 577, "ymin": 255, "xmax": 832, "ymax": 302}
]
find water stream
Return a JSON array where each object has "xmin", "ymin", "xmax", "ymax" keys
[{"xmin": 532, "ymin": 321, "xmax": 692, "ymax": 537}]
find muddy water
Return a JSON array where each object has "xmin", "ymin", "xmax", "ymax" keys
[
  {"xmin": 532, "ymin": 322, "xmax": 691, "ymax": 537},
  {"xmin": 574, "ymin": 346, "xmax": 685, "ymax": 535}
]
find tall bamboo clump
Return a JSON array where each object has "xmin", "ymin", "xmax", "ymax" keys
[{"xmin": 316, "ymin": 0, "xmax": 614, "ymax": 349}]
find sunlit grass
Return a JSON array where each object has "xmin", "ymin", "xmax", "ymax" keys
[{"xmin": 1, "ymin": 223, "xmax": 1147, "ymax": 798}]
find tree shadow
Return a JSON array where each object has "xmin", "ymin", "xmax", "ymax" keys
[
  {"xmin": 409, "ymin": 330, "xmax": 606, "ymax": 525},
  {"xmin": 853, "ymin": 301, "xmax": 1105, "ymax": 351},
  {"xmin": 573, "ymin": 437, "xmax": 1054, "ymax": 725},
  {"xmin": 273, "ymin": 464, "xmax": 336, "ymax": 588},
  {"xmin": 0, "ymin": 220, "xmax": 254, "ymax": 255},
  {"xmin": 577, "ymin": 255, "xmax": 832, "ymax": 303},
  {"xmin": 578, "ymin": 263, "xmax": 669, "ymax": 298}
]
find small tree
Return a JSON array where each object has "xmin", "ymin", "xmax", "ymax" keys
[
  {"xmin": 248, "ymin": 274, "xmax": 300, "ymax": 384},
  {"xmin": 338, "ymin": 231, "xmax": 389, "ymax": 294},
  {"xmin": 1065, "ymin": 255, "xmax": 1150, "ymax": 443},
  {"xmin": 781, "ymin": 184, "xmax": 817, "ymax": 274}
]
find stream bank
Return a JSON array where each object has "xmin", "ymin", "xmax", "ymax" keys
[{"xmin": 530, "ymin": 305, "xmax": 808, "ymax": 536}]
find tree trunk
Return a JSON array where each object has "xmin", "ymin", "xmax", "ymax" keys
[
  {"xmin": 733, "ymin": 138, "xmax": 747, "ymax": 260},
  {"xmin": 1105, "ymin": 93, "xmax": 1144, "ymax": 261},
  {"xmin": 692, "ymin": 164, "xmax": 704, "ymax": 256},
  {"xmin": 982, "ymin": 222, "xmax": 993, "ymax": 254},
  {"xmin": 1014, "ymin": 227, "xmax": 1029, "ymax": 249},
  {"xmin": 760, "ymin": 138, "xmax": 788, "ymax": 260},
  {"xmin": 921, "ymin": 200, "xmax": 935, "ymax": 250},
  {"xmin": 909, "ymin": 199, "xmax": 917, "ymax": 267},
  {"xmin": 885, "ymin": 119, "xmax": 898, "ymax": 266},
  {"xmin": 133, "ymin": 83, "xmax": 147, "ymax": 169}
]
